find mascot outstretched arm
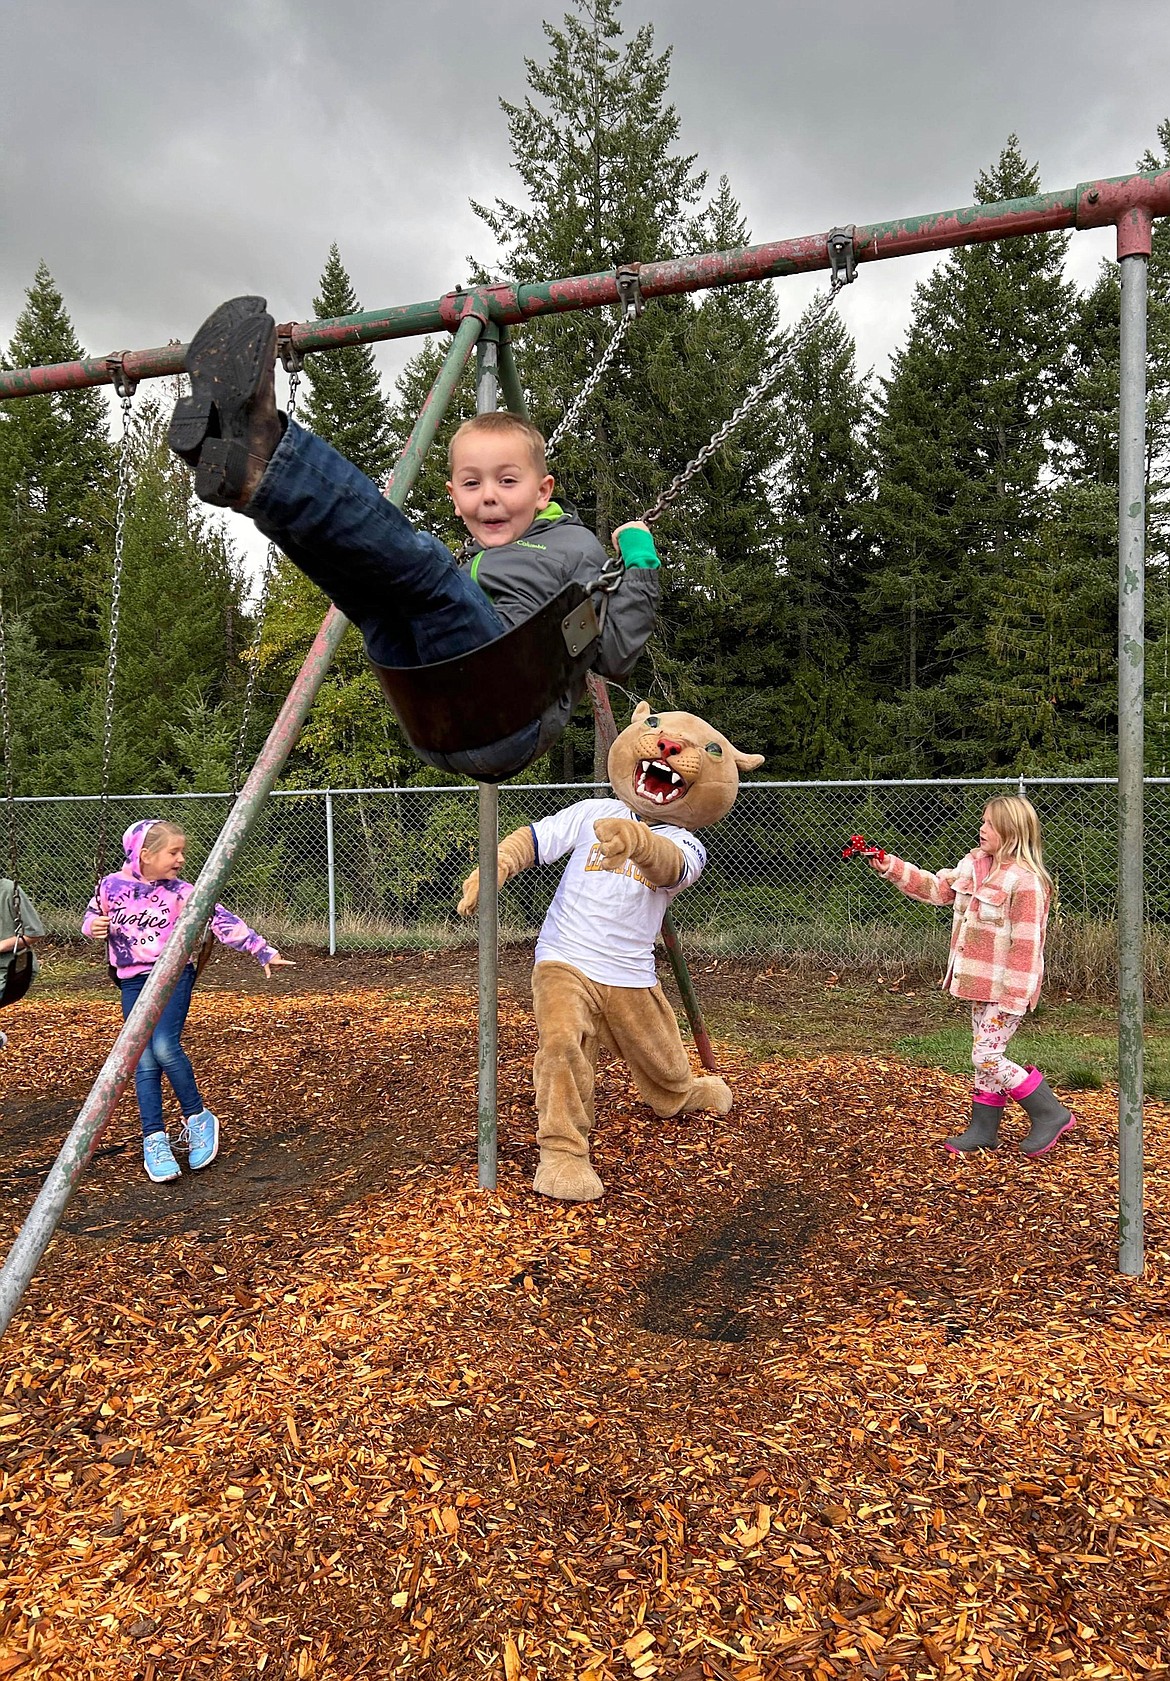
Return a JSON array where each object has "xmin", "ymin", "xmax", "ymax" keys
[{"xmin": 459, "ymin": 700, "xmax": 763, "ymax": 1203}]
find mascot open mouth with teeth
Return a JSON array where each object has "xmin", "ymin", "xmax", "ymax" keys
[{"xmin": 458, "ymin": 700, "xmax": 764, "ymax": 1201}]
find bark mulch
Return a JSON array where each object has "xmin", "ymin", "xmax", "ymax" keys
[{"xmin": 1, "ymin": 973, "xmax": 1168, "ymax": 1680}]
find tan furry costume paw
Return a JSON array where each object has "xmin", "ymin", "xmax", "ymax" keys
[
  {"xmin": 683, "ymin": 1075, "xmax": 734, "ymax": 1116},
  {"xmin": 532, "ymin": 1153, "xmax": 605, "ymax": 1202}
]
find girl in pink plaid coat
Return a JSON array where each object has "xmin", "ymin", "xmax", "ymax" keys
[{"xmin": 868, "ymin": 795, "xmax": 1075, "ymax": 1157}]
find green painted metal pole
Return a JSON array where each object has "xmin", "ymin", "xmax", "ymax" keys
[
  {"xmin": 0, "ymin": 313, "xmax": 485, "ymax": 1340},
  {"xmin": 1117, "ymin": 228, "xmax": 1150, "ymax": 1276},
  {"xmin": 476, "ymin": 325, "xmax": 501, "ymax": 1193},
  {"xmin": 496, "ymin": 328, "xmax": 527, "ymax": 418}
]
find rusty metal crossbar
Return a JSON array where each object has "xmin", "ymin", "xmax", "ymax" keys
[{"xmin": 0, "ymin": 169, "xmax": 1166, "ymax": 402}]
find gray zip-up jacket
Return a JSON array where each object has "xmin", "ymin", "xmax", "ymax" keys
[{"xmin": 459, "ymin": 500, "xmax": 659, "ymax": 758}]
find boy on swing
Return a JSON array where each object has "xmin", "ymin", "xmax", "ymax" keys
[{"xmin": 168, "ymin": 297, "xmax": 660, "ymax": 779}]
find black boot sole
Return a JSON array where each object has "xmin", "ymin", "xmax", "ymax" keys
[{"xmin": 168, "ymin": 295, "xmax": 276, "ymax": 506}]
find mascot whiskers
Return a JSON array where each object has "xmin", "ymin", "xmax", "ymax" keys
[{"xmin": 459, "ymin": 700, "xmax": 763, "ymax": 1201}]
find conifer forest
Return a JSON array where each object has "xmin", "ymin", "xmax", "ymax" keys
[{"xmin": 2, "ymin": 9, "xmax": 1169, "ymax": 800}]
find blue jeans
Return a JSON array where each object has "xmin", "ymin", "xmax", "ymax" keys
[
  {"xmin": 119, "ymin": 965, "xmax": 203, "ymax": 1138},
  {"xmin": 247, "ymin": 421, "xmax": 540, "ymax": 779}
]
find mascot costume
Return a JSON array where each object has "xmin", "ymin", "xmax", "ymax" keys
[{"xmin": 459, "ymin": 701, "xmax": 763, "ymax": 1201}]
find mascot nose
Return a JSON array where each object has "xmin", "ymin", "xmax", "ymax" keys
[{"xmin": 656, "ymin": 736, "xmax": 684, "ymax": 759}]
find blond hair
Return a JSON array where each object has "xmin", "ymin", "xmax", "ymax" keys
[
  {"xmin": 447, "ymin": 410, "xmax": 548, "ymax": 476},
  {"xmin": 140, "ymin": 820, "xmax": 185, "ymax": 857},
  {"xmin": 983, "ymin": 796, "xmax": 1054, "ymax": 902}
]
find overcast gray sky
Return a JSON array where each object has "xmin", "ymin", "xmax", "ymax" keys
[{"xmin": 3, "ymin": 0, "xmax": 1169, "ymax": 575}]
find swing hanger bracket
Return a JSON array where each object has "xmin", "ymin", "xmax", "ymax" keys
[
  {"xmin": 439, "ymin": 285, "xmax": 497, "ymax": 331},
  {"xmin": 105, "ymin": 353, "xmax": 138, "ymax": 400},
  {"xmin": 826, "ymin": 226, "xmax": 857, "ymax": 288},
  {"xmin": 276, "ymin": 329, "xmax": 305, "ymax": 375},
  {"xmin": 616, "ymin": 263, "xmax": 644, "ymax": 319}
]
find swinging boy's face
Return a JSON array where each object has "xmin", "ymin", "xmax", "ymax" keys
[{"xmin": 447, "ymin": 431, "xmax": 555, "ymax": 549}]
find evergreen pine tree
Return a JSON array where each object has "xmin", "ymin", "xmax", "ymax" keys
[
  {"xmin": 471, "ymin": 0, "xmax": 706, "ymax": 548},
  {"xmin": 259, "ymin": 247, "xmax": 413, "ymax": 787},
  {"xmin": 765, "ymin": 305, "xmax": 872, "ymax": 771},
  {"xmin": 861, "ymin": 138, "xmax": 1078, "ymax": 772},
  {"xmin": 0, "ymin": 262, "xmax": 113, "ymax": 683},
  {"xmin": 301, "ymin": 246, "xmax": 395, "ymax": 481},
  {"xmin": 75, "ymin": 393, "xmax": 249, "ymax": 794},
  {"xmin": 467, "ymin": 4, "xmax": 803, "ymax": 771}
]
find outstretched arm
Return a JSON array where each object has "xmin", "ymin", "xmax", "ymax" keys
[
  {"xmin": 871, "ymin": 854, "xmax": 960, "ymax": 908},
  {"xmin": 458, "ymin": 825, "xmax": 537, "ymax": 916},
  {"xmin": 594, "ymin": 523, "xmax": 660, "ymax": 679}
]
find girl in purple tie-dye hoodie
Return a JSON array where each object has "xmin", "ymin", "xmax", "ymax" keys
[{"xmin": 83, "ymin": 819, "xmax": 294, "ymax": 1184}]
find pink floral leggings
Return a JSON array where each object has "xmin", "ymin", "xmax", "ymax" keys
[{"xmin": 970, "ymin": 1003, "xmax": 1028, "ymax": 1095}]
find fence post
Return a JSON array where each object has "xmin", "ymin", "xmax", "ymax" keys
[{"xmin": 325, "ymin": 791, "xmax": 336, "ymax": 957}]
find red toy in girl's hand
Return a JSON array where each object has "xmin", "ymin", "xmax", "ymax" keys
[{"xmin": 841, "ymin": 833, "xmax": 886, "ymax": 863}]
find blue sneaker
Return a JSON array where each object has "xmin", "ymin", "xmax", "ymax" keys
[
  {"xmin": 181, "ymin": 1109, "xmax": 220, "ymax": 1172},
  {"xmin": 143, "ymin": 1132, "xmax": 182, "ymax": 1183}
]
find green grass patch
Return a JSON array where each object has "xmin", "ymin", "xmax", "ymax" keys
[{"xmin": 894, "ymin": 1005, "xmax": 1170, "ymax": 1100}]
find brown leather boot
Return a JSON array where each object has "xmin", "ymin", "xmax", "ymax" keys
[{"xmin": 168, "ymin": 296, "xmax": 282, "ymax": 508}]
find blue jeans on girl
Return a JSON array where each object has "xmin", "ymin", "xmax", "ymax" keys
[
  {"xmin": 119, "ymin": 964, "xmax": 203, "ymax": 1137},
  {"xmin": 246, "ymin": 420, "xmax": 540, "ymax": 779}
]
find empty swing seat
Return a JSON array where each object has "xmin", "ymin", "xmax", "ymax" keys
[{"xmin": 370, "ymin": 581, "xmax": 603, "ymax": 762}]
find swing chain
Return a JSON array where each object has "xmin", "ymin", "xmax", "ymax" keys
[
  {"xmin": 232, "ymin": 366, "xmax": 301, "ymax": 789},
  {"xmin": 639, "ymin": 280, "xmax": 846, "ymax": 527},
  {"xmin": 546, "ymin": 274, "xmax": 640, "ymax": 459},
  {"xmin": 96, "ymin": 384, "xmax": 135, "ymax": 874},
  {"xmin": 0, "ymin": 588, "xmax": 24, "ymax": 946}
]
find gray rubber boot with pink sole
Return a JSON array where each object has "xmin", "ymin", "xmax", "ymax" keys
[
  {"xmin": 945, "ymin": 1091, "xmax": 1005, "ymax": 1154},
  {"xmin": 1010, "ymin": 1067, "xmax": 1076, "ymax": 1157}
]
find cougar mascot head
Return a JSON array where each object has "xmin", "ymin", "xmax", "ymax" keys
[{"xmin": 608, "ymin": 700, "xmax": 764, "ymax": 828}]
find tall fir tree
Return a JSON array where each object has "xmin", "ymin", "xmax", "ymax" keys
[
  {"xmin": 649, "ymin": 179, "xmax": 820, "ymax": 763},
  {"xmin": 765, "ymin": 304, "xmax": 873, "ymax": 772},
  {"xmin": 0, "ymin": 262, "xmax": 113, "ymax": 684},
  {"xmin": 77, "ymin": 393, "xmax": 249, "ymax": 795},
  {"xmin": 301, "ymin": 246, "xmax": 396, "ymax": 481},
  {"xmin": 467, "ymin": 5, "xmax": 796, "ymax": 770},
  {"xmin": 471, "ymin": 0, "xmax": 705, "ymax": 548},
  {"xmin": 861, "ymin": 138, "xmax": 1079, "ymax": 773},
  {"xmin": 259, "ymin": 246, "xmax": 413, "ymax": 787}
]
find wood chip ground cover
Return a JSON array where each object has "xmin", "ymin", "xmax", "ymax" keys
[{"xmin": 1, "ymin": 969, "xmax": 1169, "ymax": 1680}]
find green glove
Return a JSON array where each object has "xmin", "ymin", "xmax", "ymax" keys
[{"xmin": 616, "ymin": 526, "xmax": 660, "ymax": 569}]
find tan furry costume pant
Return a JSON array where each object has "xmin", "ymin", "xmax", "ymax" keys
[{"xmin": 531, "ymin": 959, "xmax": 732, "ymax": 1201}]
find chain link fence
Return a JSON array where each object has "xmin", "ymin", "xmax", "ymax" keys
[{"xmin": 8, "ymin": 779, "xmax": 1170, "ymax": 994}]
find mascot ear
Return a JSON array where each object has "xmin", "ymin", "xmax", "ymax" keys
[
  {"xmin": 732, "ymin": 749, "xmax": 765, "ymax": 773},
  {"xmin": 630, "ymin": 700, "xmax": 653, "ymax": 726}
]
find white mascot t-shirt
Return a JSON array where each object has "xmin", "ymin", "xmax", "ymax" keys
[{"xmin": 531, "ymin": 798, "xmax": 706, "ymax": 988}]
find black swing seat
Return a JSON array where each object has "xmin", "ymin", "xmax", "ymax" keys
[
  {"xmin": 0, "ymin": 945, "xmax": 34, "ymax": 1009},
  {"xmin": 371, "ymin": 581, "xmax": 603, "ymax": 758}
]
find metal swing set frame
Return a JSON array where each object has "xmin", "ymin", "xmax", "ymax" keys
[{"xmin": 0, "ymin": 162, "xmax": 1164, "ymax": 1337}]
